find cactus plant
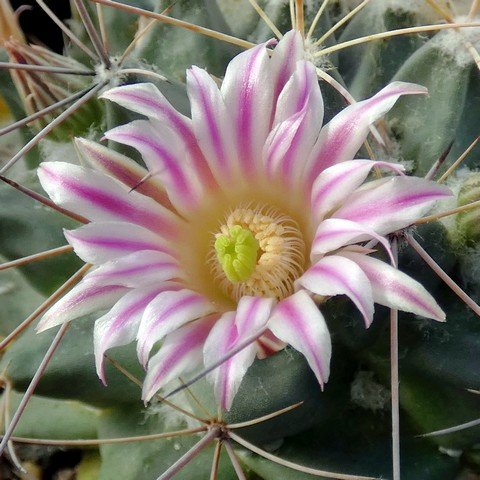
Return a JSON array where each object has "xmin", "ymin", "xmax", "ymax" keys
[{"xmin": 0, "ymin": 1, "xmax": 479, "ymax": 479}]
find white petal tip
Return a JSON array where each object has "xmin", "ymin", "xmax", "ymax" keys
[
  {"xmin": 141, "ymin": 386, "xmax": 155, "ymax": 404},
  {"xmin": 35, "ymin": 324, "xmax": 46, "ymax": 334},
  {"xmin": 99, "ymin": 90, "xmax": 113, "ymax": 100},
  {"xmin": 63, "ymin": 228, "xmax": 75, "ymax": 243},
  {"xmin": 266, "ymin": 38, "xmax": 278, "ymax": 47},
  {"xmin": 98, "ymin": 371, "xmax": 107, "ymax": 386},
  {"xmin": 35, "ymin": 316, "xmax": 58, "ymax": 333},
  {"xmin": 137, "ymin": 345, "xmax": 149, "ymax": 369},
  {"xmin": 74, "ymin": 137, "xmax": 98, "ymax": 152},
  {"xmin": 95, "ymin": 356, "xmax": 107, "ymax": 386},
  {"xmin": 362, "ymin": 309, "xmax": 374, "ymax": 329},
  {"xmin": 390, "ymin": 81, "xmax": 428, "ymax": 96},
  {"xmin": 102, "ymin": 129, "xmax": 115, "ymax": 140}
]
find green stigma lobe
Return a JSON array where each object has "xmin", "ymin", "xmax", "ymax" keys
[{"xmin": 214, "ymin": 225, "xmax": 259, "ymax": 283}]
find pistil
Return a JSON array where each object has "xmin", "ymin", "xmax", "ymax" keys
[{"xmin": 214, "ymin": 225, "xmax": 260, "ymax": 283}]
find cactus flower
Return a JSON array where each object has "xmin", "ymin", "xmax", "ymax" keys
[{"xmin": 37, "ymin": 31, "xmax": 450, "ymax": 410}]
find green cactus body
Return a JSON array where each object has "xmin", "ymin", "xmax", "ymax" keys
[{"xmin": 457, "ymin": 172, "xmax": 480, "ymax": 244}]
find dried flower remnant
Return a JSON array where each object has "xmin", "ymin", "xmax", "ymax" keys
[{"xmin": 3, "ymin": 40, "xmax": 99, "ymax": 140}]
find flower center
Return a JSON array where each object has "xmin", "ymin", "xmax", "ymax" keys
[
  {"xmin": 214, "ymin": 225, "xmax": 260, "ymax": 283},
  {"xmin": 209, "ymin": 205, "xmax": 306, "ymax": 301}
]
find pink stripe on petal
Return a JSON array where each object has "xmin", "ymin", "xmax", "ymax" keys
[
  {"xmin": 270, "ymin": 30, "xmax": 304, "ymax": 104},
  {"xmin": 38, "ymin": 162, "xmax": 180, "ymax": 238},
  {"xmin": 105, "ymin": 120, "xmax": 202, "ymax": 212},
  {"xmin": 101, "ymin": 83, "xmax": 216, "ymax": 190},
  {"xmin": 142, "ymin": 315, "xmax": 217, "ymax": 402},
  {"xmin": 264, "ymin": 108, "xmax": 307, "ymax": 180},
  {"xmin": 84, "ymin": 250, "xmax": 180, "ymax": 288},
  {"xmin": 101, "ymin": 83, "xmax": 183, "ymax": 121},
  {"xmin": 298, "ymin": 255, "xmax": 374, "ymax": 327},
  {"xmin": 221, "ymin": 42, "xmax": 274, "ymax": 179},
  {"xmin": 311, "ymin": 160, "xmax": 405, "ymax": 223},
  {"xmin": 235, "ymin": 296, "xmax": 275, "ymax": 337},
  {"xmin": 94, "ymin": 284, "xmax": 179, "ymax": 383},
  {"xmin": 137, "ymin": 289, "xmax": 215, "ymax": 367},
  {"xmin": 274, "ymin": 61, "xmax": 323, "ymax": 126},
  {"xmin": 333, "ymin": 176, "xmax": 452, "ymax": 234},
  {"xmin": 268, "ymin": 290, "xmax": 331, "ymax": 387},
  {"xmin": 203, "ymin": 297, "xmax": 274, "ymax": 410},
  {"xmin": 37, "ymin": 282, "xmax": 128, "ymax": 332},
  {"xmin": 187, "ymin": 66, "xmax": 236, "ymax": 185},
  {"xmin": 64, "ymin": 222, "xmax": 171, "ymax": 264},
  {"xmin": 312, "ymin": 218, "xmax": 394, "ymax": 265},
  {"xmin": 264, "ymin": 61, "xmax": 323, "ymax": 186},
  {"xmin": 305, "ymin": 82, "xmax": 427, "ymax": 187},
  {"xmin": 340, "ymin": 252, "xmax": 445, "ymax": 321},
  {"xmin": 75, "ymin": 138, "xmax": 170, "ymax": 207},
  {"xmin": 203, "ymin": 312, "xmax": 252, "ymax": 410},
  {"xmin": 237, "ymin": 47, "xmax": 269, "ymax": 174},
  {"xmin": 218, "ymin": 313, "xmax": 239, "ymax": 410}
]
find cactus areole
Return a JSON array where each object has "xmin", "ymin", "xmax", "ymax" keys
[{"xmin": 36, "ymin": 31, "xmax": 449, "ymax": 411}]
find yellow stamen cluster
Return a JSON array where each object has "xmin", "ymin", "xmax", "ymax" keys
[{"xmin": 209, "ymin": 204, "xmax": 306, "ymax": 301}]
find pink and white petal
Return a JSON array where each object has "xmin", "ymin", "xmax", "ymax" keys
[
  {"xmin": 94, "ymin": 284, "xmax": 178, "ymax": 383},
  {"xmin": 142, "ymin": 315, "xmax": 217, "ymax": 403},
  {"xmin": 202, "ymin": 312, "xmax": 255, "ymax": 411},
  {"xmin": 297, "ymin": 255, "xmax": 374, "ymax": 327},
  {"xmin": 332, "ymin": 176, "xmax": 452, "ymax": 235},
  {"xmin": 101, "ymin": 83, "xmax": 216, "ymax": 190},
  {"xmin": 263, "ymin": 109, "xmax": 309, "ymax": 185},
  {"xmin": 203, "ymin": 297, "xmax": 275, "ymax": 410},
  {"xmin": 304, "ymin": 82, "xmax": 427, "ymax": 184},
  {"xmin": 203, "ymin": 312, "xmax": 238, "ymax": 410},
  {"xmin": 268, "ymin": 290, "xmax": 331, "ymax": 387},
  {"xmin": 38, "ymin": 162, "xmax": 180, "ymax": 238},
  {"xmin": 273, "ymin": 60, "xmax": 323, "ymax": 127},
  {"xmin": 264, "ymin": 62, "xmax": 324, "ymax": 185},
  {"xmin": 270, "ymin": 30, "xmax": 304, "ymax": 104},
  {"xmin": 312, "ymin": 218, "xmax": 394, "ymax": 265},
  {"xmin": 74, "ymin": 138, "xmax": 169, "ymax": 207},
  {"xmin": 64, "ymin": 221, "xmax": 172, "ymax": 265},
  {"xmin": 101, "ymin": 83, "xmax": 190, "ymax": 125},
  {"xmin": 105, "ymin": 120, "xmax": 202, "ymax": 212},
  {"xmin": 37, "ymin": 282, "xmax": 128, "ymax": 332},
  {"xmin": 340, "ymin": 252, "xmax": 445, "ymax": 321},
  {"xmin": 136, "ymin": 289, "xmax": 215, "ymax": 367},
  {"xmin": 187, "ymin": 66, "xmax": 237, "ymax": 186},
  {"xmin": 84, "ymin": 250, "xmax": 181, "ymax": 288},
  {"xmin": 235, "ymin": 296, "xmax": 276, "ymax": 337},
  {"xmin": 311, "ymin": 160, "xmax": 405, "ymax": 223},
  {"xmin": 221, "ymin": 42, "xmax": 275, "ymax": 178}
]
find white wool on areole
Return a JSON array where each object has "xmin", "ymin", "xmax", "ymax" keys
[
  {"xmin": 429, "ymin": 15, "xmax": 480, "ymax": 67},
  {"xmin": 337, "ymin": 0, "xmax": 477, "ymax": 25}
]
